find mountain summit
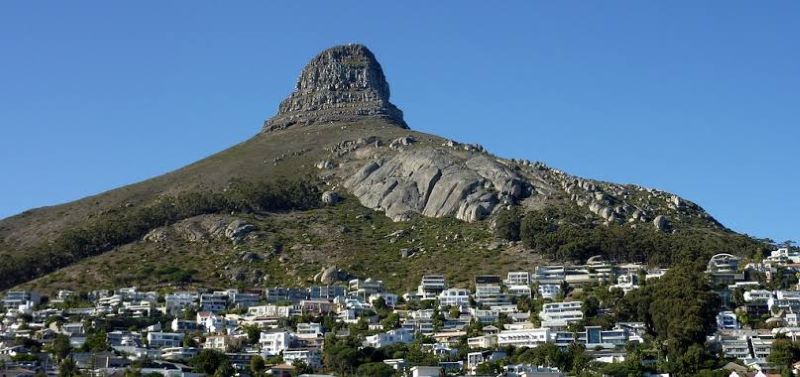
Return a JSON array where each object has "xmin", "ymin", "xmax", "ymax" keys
[{"xmin": 263, "ymin": 44, "xmax": 408, "ymax": 131}]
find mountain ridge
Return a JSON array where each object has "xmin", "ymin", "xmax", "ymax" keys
[{"xmin": 0, "ymin": 44, "xmax": 762, "ymax": 293}]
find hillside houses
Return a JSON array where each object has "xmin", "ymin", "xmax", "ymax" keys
[{"xmin": 2, "ymin": 249, "xmax": 800, "ymax": 376}]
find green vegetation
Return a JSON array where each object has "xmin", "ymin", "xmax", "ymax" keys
[
  {"xmin": 496, "ymin": 204, "xmax": 769, "ymax": 265},
  {"xmin": 0, "ymin": 178, "xmax": 320, "ymax": 290}
]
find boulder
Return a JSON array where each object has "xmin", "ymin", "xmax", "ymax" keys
[
  {"xmin": 653, "ymin": 215, "xmax": 671, "ymax": 232},
  {"xmin": 321, "ymin": 191, "xmax": 341, "ymax": 204}
]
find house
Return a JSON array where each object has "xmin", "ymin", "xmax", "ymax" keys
[
  {"xmin": 717, "ymin": 311, "xmax": 740, "ymax": 330},
  {"xmin": 505, "ymin": 364, "xmax": 564, "ymax": 377},
  {"xmin": 611, "ymin": 273, "xmax": 640, "ymax": 293},
  {"xmin": 146, "ymin": 332, "xmax": 185, "ymax": 348},
  {"xmin": 508, "ymin": 285, "xmax": 532, "ymax": 298},
  {"xmin": 506, "ymin": 271, "xmax": 531, "ymax": 286},
  {"xmin": 259, "ymin": 331, "xmax": 292, "ymax": 355},
  {"xmin": 1, "ymin": 291, "xmax": 41, "ymax": 309},
  {"xmin": 264, "ymin": 287, "xmax": 308, "ymax": 303},
  {"xmin": 369, "ymin": 292, "xmax": 398, "ymax": 308},
  {"xmin": 410, "ymin": 366, "xmax": 443, "ymax": 377},
  {"xmin": 467, "ymin": 334, "xmax": 498, "ymax": 349},
  {"xmin": 349, "ymin": 278, "xmax": 384, "ymax": 298},
  {"xmin": 204, "ymin": 335, "xmax": 240, "ymax": 351},
  {"xmin": 199, "ymin": 293, "xmax": 227, "ymax": 313},
  {"xmin": 474, "ymin": 275, "xmax": 511, "ymax": 307},
  {"xmin": 418, "ymin": 275, "xmax": 447, "ymax": 300},
  {"xmin": 164, "ymin": 292, "xmax": 199, "ymax": 314},
  {"xmin": 299, "ymin": 299, "xmax": 334, "ymax": 314},
  {"xmin": 533, "ymin": 266, "xmax": 566, "ymax": 285},
  {"xmin": 438, "ymin": 288, "xmax": 471, "ymax": 307},
  {"xmin": 707, "ymin": 254, "xmax": 745, "ymax": 286},
  {"xmin": 247, "ymin": 304, "xmax": 291, "ymax": 318},
  {"xmin": 160, "ymin": 346, "xmax": 199, "ymax": 361},
  {"xmin": 309, "ymin": 285, "xmax": 347, "ymax": 300},
  {"xmin": 496, "ymin": 328, "xmax": 550, "ymax": 348},
  {"xmin": 283, "ymin": 348, "xmax": 322, "ymax": 369},
  {"xmin": 296, "ymin": 323, "xmax": 324, "ymax": 339},
  {"xmin": 538, "ymin": 284, "xmax": 562, "ymax": 300},
  {"xmin": 364, "ymin": 328, "xmax": 414, "ymax": 348},
  {"xmin": 539, "ymin": 301, "xmax": 583, "ymax": 328},
  {"xmin": 231, "ymin": 292, "xmax": 261, "ymax": 309},
  {"xmin": 467, "ymin": 351, "xmax": 506, "ymax": 374}
]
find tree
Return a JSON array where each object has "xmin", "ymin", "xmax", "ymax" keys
[
  {"xmin": 51, "ymin": 334, "xmax": 72, "ymax": 361},
  {"xmin": 582, "ymin": 296, "xmax": 600, "ymax": 318},
  {"xmin": 191, "ymin": 349, "xmax": 231, "ymax": 376},
  {"xmin": 356, "ymin": 362, "xmax": 396, "ymax": 377},
  {"xmin": 243, "ymin": 324, "xmax": 261, "ymax": 345},
  {"xmin": 381, "ymin": 312, "xmax": 400, "ymax": 330},
  {"xmin": 250, "ymin": 355, "xmax": 266, "ymax": 376},
  {"xmin": 292, "ymin": 359, "xmax": 314, "ymax": 374},
  {"xmin": 495, "ymin": 208, "xmax": 522, "ymax": 241},
  {"xmin": 649, "ymin": 264, "xmax": 720, "ymax": 349},
  {"xmin": 59, "ymin": 358, "xmax": 80, "ymax": 377},
  {"xmin": 768, "ymin": 337, "xmax": 800, "ymax": 371}
]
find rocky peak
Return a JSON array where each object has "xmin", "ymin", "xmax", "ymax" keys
[{"xmin": 263, "ymin": 44, "xmax": 408, "ymax": 132}]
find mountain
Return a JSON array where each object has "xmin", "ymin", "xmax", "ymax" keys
[{"xmin": 0, "ymin": 44, "xmax": 767, "ymax": 293}]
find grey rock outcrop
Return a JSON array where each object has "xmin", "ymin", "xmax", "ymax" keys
[
  {"xmin": 345, "ymin": 147, "xmax": 527, "ymax": 222},
  {"xmin": 263, "ymin": 44, "xmax": 407, "ymax": 131},
  {"xmin": 225, "ymin": 220, "xmax": 255, "ymax": 244},
  {"xmin": 653, "ymin": 215, "xmax": 671, "ymax": 232},
  {"xmin": 321, "ymin": 191, "xmax": 341, "ymax": 204}
]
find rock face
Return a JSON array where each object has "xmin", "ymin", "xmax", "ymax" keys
[
  {"xmin": 263, "ymin": 44, "xmax": 407, "ymax": 131},
  {"xmin": 653, "ymin": 215, "xmax": 671, "ymax": 232},
  {"xmin": 345, "ymin": 147, "xmax": 527, "ymax": 222},
  {"xmin": 321, "ymin": 191, "xmax": 341, "ymax": 204}
]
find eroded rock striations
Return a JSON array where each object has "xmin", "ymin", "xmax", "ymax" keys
[
  {"xmin": 345, "ymin": 147, "xmax": 528, "ymax": 222},
  {"xmin": 263, "ymin": 44, "xmax": 407, "ymax": 131}
]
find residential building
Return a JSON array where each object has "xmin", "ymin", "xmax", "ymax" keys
[
  {"xmin": 508, "ymin": 285, "xmax": 532, "ymax": 298},
  {"xmin": 200, "ymin": 293, "xmax": 227, "ymax": 313},
  {"xmin": 296, "ymin": 323, "xmax": 323, "ymax": 339},
  {"xmin": 364, "ymin": 328, "xmax": 414, "ymax": 348},
  {"xmin": 496, "ymin": 328, "xmax": 550, "ymax": 348},
  {"xmin": 506, "ymin": 271, "xmax": 531, "ymax": 286},
  {"xmin": 410, "ymin": 366, "xmax": 443, "ymax": 377},
  {"xmin": 283, "ymin": 348, "xmax": 322, "ymax": 369},
  {"xmin": 349, "ymin": 278, "xmax": 384, "ymax": 298},
  {"xmin": 259, "ymin": 331, "xmax": 292, "ymax": 355},
  {"xmin": 539, "ymin": 301, "xmax": 583, "ymax": 328},
  {"xmin": 309, "ymin": 285, "xmax": 347, "ymax": 300},
  {"xmin": 538, "ymin": 284, "xmax": 561, "ymax": 300},
  {"xmin": 438, "ymin": 288, "xmax": 471, "ymax": 307},
  {"xmin": 164, "ymin": 292, "xmax": 198, "ymax": 314},
  {"xmin": 231, "ymin": 292, "xmax": 261, "ymax": 309},
  {"xmin": 146, "ymin": 332, "xmax": 185, "ymax": 348},
  {"xmin": 418, "ymin": 275, "xmax": 447, "ymax": 300},
  {"xmin": 716, "ymin": 311, "xmax": 740, "ymax": 330}
]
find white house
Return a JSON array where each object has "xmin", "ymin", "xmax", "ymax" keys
[
  {"xmin": 539, "ymin": 301, "xmax": 583, "ymax": 328},
  {"xmin": 418, "ymin": 275, "xmax": 447, "ymax": 300},
  {"xmin": 259, "ymin": 331, "xmax": 292, "ymax": 355},
  {"xmin": 439, "ymin": 288, "xmax": 471, "ymax": 307},
  {"xmin": 146, "ymin": 332, "xmax": 184, "ymax": 348},
  {"xmin": 538, "ymin": 284, "xmax": 561, "ymax": 300},
  {"xmin": 496, "ymin": 328, "xmax": 550, "ymax": 348},
  {"xmin": 296, "ymin": 323, "xmax": 323, "ymax": 339},
  {"xmin": 410, "ymin": 366, "xmax": 443, "ymax": 377},
  {"xmin": 283, "ymin": 348, "xmax": 322, "ymax": 369},
  {"xmin": 364, "ymin": 328, "xmax": 414, "ymax": 348}
]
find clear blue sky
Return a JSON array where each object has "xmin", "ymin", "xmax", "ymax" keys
[{"xmin": 1, "ymin": 2, "xmax": 797, "ymax": 243}]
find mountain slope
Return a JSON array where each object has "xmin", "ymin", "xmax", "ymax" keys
[{"xmin": 0, "ymin": 44, "xmax": 766, "ymax": 293}]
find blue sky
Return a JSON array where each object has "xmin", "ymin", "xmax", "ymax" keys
[{"xmin": 1, "ymin": 2, "xmax": 797, "ymax": 243}]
